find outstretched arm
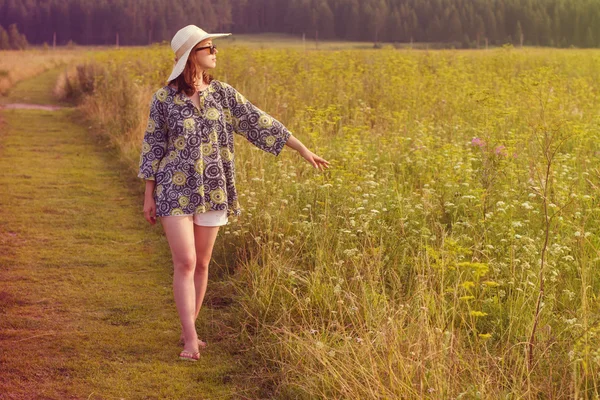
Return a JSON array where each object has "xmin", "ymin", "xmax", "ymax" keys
[
  {"xmin": 284, "ymin": 135, "xmax": 330, "ymax": 171},
  {"xmin": 222, "ymin": 83, "xmax": 330, "ymax": 171}
]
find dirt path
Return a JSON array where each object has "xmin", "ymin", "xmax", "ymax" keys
[
  {"xmin": 0, "ymin": 69, "xmax": 243, "ymax": 399},
  {"xmin": 0, "ymin": 103, "xmax": 63, "ymax": 111}
]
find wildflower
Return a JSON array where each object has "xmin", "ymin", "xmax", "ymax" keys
[
  {"xmin": 461, "ymin": 281, "xmax": 476, "ymax": 289},
  {"xmin": 471, "ymin": 137, "xmax": 485, "ymax": 147},
  {"xmin": 521, "ymin": 202, "xmax": 534, "ymax": 210},
  {"xmin": 470, "ymin": 311, "xmax": 488, "ymax": 317},
  {"xmin": 494, "ymin": 145, "xmax": 508, "ymax": 156}
]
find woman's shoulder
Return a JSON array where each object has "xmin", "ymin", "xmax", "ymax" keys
[
  {"xmin": 151, "ymin": 85, "xmax": 175, "ymax": 99},
  {"xmin": 210, "ymin": 79, "xmax": 234, "ymax": 93},
  {"xmin": 148, "ymin": 85, "xmax": 179, "ymax": 107}
]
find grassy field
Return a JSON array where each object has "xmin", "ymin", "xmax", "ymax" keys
[
  {"xmin": 0, "ymin": 68, "xmax": 253, "ymax": 399},
  {"xmin": 20, "ymin": 42, "xmax": 600, "ymax": 398},
  {"xmin": 0, "ymin": 47, "xmax": 98, "ymax": 97}
]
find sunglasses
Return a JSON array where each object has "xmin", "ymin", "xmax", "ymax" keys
[{"xmin": 194, "ymin": 44, "xmax": 217, "ymax": 55}]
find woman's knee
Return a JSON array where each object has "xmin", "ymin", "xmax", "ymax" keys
[
  {"xmin": 195, "ymin": 258, "xmax": 210, "ymax": 274},
  {"xmin": 174, "ymin": 254, "xmax": 197, "ymax": 275}
]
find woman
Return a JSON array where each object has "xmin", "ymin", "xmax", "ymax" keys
[{"xmin": 138, "ymin": 25, "xmax": 330, "ymax": 361}]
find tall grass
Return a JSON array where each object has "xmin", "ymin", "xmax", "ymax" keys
[
  {"xmin": 64, "ymin": 44, "xmax": 600, "ymax": 398},
  {"xmin": 0, "ymin": 47, "xmax": 90, "ymax": 96}
]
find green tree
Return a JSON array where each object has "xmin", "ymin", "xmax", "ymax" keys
[
  {"xmin": 7, "ymin": 23, "xmax": 26, "ymax": 49},
  {"xmin": 0, "ymin": 25, "xmax": 9, "ymax": 49},
  {"xmin": 515, "ymin": 20, "xmax": 523, "ymax": 46},
  {"xmin": 482, "ymin": 4, "xmax": 498, "ymax": 44},
  {"xmin": 474, "ymin": 14, "xmax": 485, "ymax": 47},
  {"xmin": 585, "ymin": 26, "xmax": 596, "ymax": 48},
  {"xmin": 448, "ymin": 7, "xmax": 463, "ymax": 42},
  {"xmin": 428, "ymin": 15, "xmax": 442, "ymax": 41}
]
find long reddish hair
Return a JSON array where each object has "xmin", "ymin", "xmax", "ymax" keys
[{"xmin": 169, "ymin": 53, "xmax": 213, "ymax": 97}]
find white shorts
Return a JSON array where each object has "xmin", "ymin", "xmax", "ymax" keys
[{"xmin": 161, "ymin": 210, "xmax": 228, "ymax": 227}]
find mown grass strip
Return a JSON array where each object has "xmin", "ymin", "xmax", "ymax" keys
[{"xmin": 0, "ymin": 69, "xmax": 244, "ymax": 399}]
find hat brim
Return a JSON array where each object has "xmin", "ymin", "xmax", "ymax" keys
[{"xmin": 167, "ymin": 33, "xmax": 232, "ymax": 83}]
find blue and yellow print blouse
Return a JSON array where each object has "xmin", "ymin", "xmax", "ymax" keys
[{"xmin": 137, "ymin": 80, "xmax": 292, "ymax": 217}]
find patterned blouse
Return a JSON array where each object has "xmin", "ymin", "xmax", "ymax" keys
[{"xmin": 137, "ymin": 80, "xmax": 292, "ymax": 217}]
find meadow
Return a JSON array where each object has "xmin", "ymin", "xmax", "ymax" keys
[
  {"xmin": 60, "ymin": 44, "xmax": 600, "ymax": 398},
  {"xmin": 0, "ymin": 46, "xmax": 96, "ymax": 97}
]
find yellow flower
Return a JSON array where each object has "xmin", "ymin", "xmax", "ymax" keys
[
  {"xmin": 470, "ymin": 311, "xmax": 488, "ymax": 318},
  {"xmin": 205, "ymin": 108, "xmax": 219, "ymax": 120},
  {"xmin": 156, "ymin": 88, "xmax": 168, "ymax": 102},
  {"xmin": 201, "ymin": 143, "xmax": 213, "ymax": 156},
  {"xmin": 184, "ymin": 118, "xmax": 195, "ymax": 131},
  {"xmin": 171, "ymin": 208, "xmax": 185, "ymax": 216},
  {"xmin": 146, "ymin": 118, "xmax": 156, "ymax": 133},
  {"xmin": 156, "ymin": 184, "xmax": 163, "ymax": 196},
  {"xmin": 210, "ymin": 188, "xmax": 226, "ymax": 204},
  {"xmin": 142, "ymin": 142, "xmax": 151, "ymax": 154},
  {"xmin": 179, "ymin": 196, "xmax": 190, "ymax": 207},
  {"xmin": 264, "ymin": 136, "xmax": 276, "ymax": 147},
  {"xmin": 461, "ymin": 281, "xmax": 475, "ymax": 290},
  {"xmin": 174, "ymin": 136, "xmax": 186, "ymax": 150},
  {"xmin": 172, "ymin": 171, "xmax": 186, "ymax": 186},
  {"xmin": 194, "ymin": 158, "xmax": 204, "ymax": 174},
  {"xmin": 258, "ymin": 114, "xmax": 273, "ymax": 128},
  {"xmin": 195, "ymin": 205, "xmax": 206, "ymax": 214},
  {"xmin": 197, "ymin": 186, "xmax": 205, "ymax": 196},
  {"xmin": 151, "ymin": 159, "xmax": 159, "ymax": 171},
  {"xmin": 220, "ymin": 147, "xmax": 233, "ymax": 161},
  {"xmin": 168, "ymin": 150, "xmax": 177, "ymax": 160}
]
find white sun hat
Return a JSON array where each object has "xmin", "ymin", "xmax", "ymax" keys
[{"xmin": 167, "ymin": 25, "xmax": 232, "ymax": 82}]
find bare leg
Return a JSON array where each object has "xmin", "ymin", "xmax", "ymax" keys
[
  {"xmin": 193, "ymin": 224, "xmax": 220, "ymax": 320},
  {"xmin": 160, "ymin": 215, "xmax": 199, "ymax": 354},
  {"xmin": 178, "ymin": 224, "xmax": 220, "ymax": 346}
]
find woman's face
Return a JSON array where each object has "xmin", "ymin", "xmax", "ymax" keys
[{"xmin": 191, "ymin": 38, "xmax": 218, "ymax": 70}]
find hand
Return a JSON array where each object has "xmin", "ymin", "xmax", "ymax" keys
[
  {"xmin": 299, "ymin": 148, "xmax": 331, "ymax": 171},
  {"xmin": 143, "ymin": 196, "xmax": 157, "ymax": 225}
]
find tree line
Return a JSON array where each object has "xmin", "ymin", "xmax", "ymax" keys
[
  {"xmin": 0, "ymin": 23, "xmax": 28, "ymax": 50},
  {"xmin": 1, "ymin": 0, "xmax": 599, "ymax": 48}
]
